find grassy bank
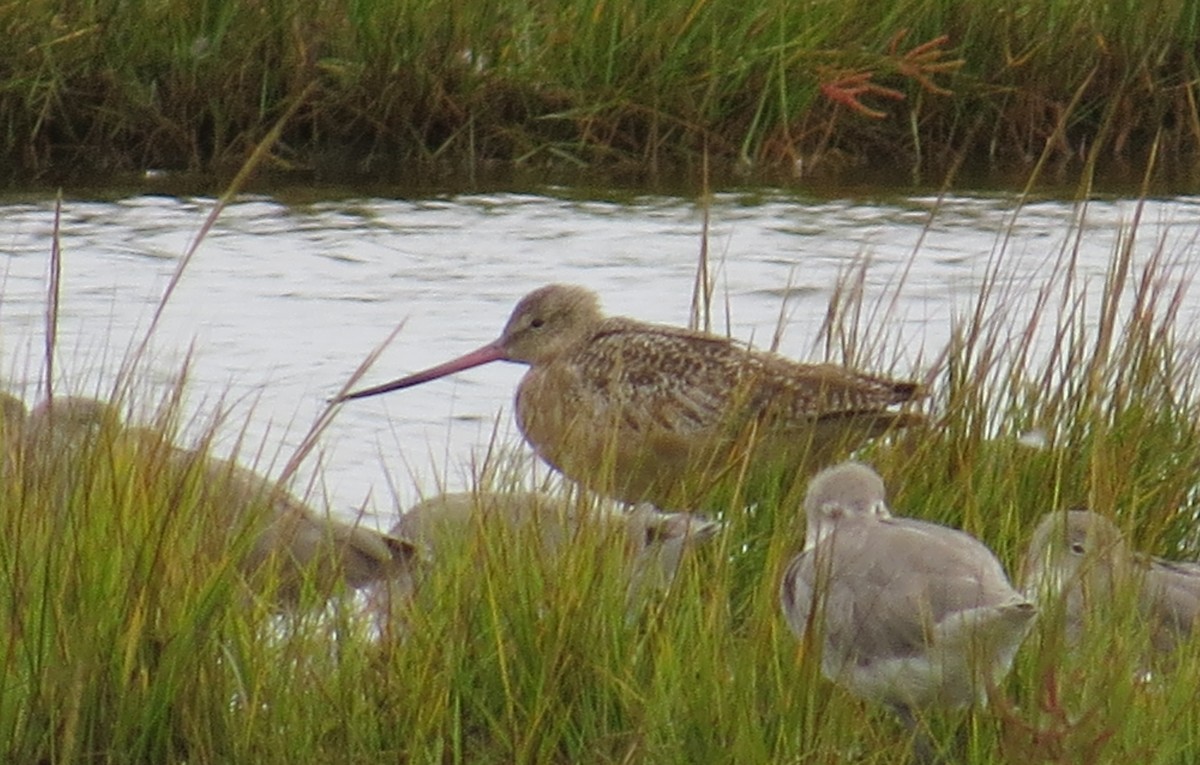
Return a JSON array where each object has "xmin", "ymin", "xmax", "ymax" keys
[
  {"xmin": 4, "ymin": 0, "xmax": 1200, "ymax": 185},
  {"xmin": 4, "ymin": 186, "xmax": 1200, "ymax": 762}
]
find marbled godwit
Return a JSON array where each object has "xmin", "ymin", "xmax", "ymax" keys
[
  {"xmin": 21, "ymin": 396, "xmax": 419, "ymax": 608},
  {"xmin": 338, "ymin": 284, "xmax": 925, "ymax": 508},
  {"xmin": 365, "ymin": 490, "xmax": 722, "ymax": 631},
  {"xmin": 779, "ymin": 462, "xmax": 1035, "ymax": 751},
  {"xmin": 1022, "ymin": 509, "xmax": 1200, "ymax": 656}
]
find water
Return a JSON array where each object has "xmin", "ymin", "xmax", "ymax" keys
[{"xmin": 2, "ymin": 188, "xmax": 1198, "ymax": 529}]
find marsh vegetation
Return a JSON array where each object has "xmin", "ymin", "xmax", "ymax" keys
[
  {"xmin": 4, "ymin": 0, "xmax": 1199, "ymax": 185},
  {"xmin": 3, "ymin": 164, "xmax": 1200, "ymax": 764}
]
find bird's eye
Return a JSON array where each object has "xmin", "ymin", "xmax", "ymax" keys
[
  {"xmin": 531, "ymin": 318, "xmax": 545, "ymax": 328},
  {"xmin": 1070, "ymin": 542, "xmax": 1085, "ymax": 554}
]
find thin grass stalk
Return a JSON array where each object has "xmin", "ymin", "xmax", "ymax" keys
[
  {"xmin": 42, "ymin": 195, "xmax": 62, "ymax": 403},
  {"xmin": 689, "ymin": 151, "xmax": 714, "ymax": 333}
]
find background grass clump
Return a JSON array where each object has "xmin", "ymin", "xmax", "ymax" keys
[{"xmin": 2, "ymin": 0, "xmax": 1199, "ymax": 183}]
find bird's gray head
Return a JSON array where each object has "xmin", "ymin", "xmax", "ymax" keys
[
  {"xmin": 626, "ymin": 502, "xmax": 723, "ymax": 549},
  {"xmin": 802, "ymin": 461, "xmax": 890, "ymax": 547},
  {"xmin": 1021, "ymin": 508, "xmax": 1129, "ymax": 601},
  {"xmin": 24, "ymin": 396, "xmax": 124, "ymax": 454}
]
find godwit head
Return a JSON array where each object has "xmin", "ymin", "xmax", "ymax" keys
[
  {"xmin": 337, "ymin": 285, "xmax": 600, "ymax": 400},
  {"xmin": 780, "ymin": 462, "xmax": 1036, "ymax": 742},
  {"xmin": 340, "ymin": 284, "xmax": 925, "ymax": 508},
  {"xmin": 498, "ymin": 285, "xmax": 602, "ymax": 364}
]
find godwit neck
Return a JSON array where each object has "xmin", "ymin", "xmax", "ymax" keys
[{"xmin": 499, "ymin": 284, "xmax": 602, "ymax": 365}]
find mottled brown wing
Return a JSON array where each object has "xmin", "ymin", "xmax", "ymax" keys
[
  {"xmin": 750, "ymin": 360, "xmax": 922, "ymax": 424},
  {"xmin": 570, "ymin": 321, "xmax": 757, "ymax": 434},
  {"xmin": 570, "ymin": 319, "xmax": 919, "ymax": 435}
]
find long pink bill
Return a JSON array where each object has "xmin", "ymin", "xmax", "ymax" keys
[{"xmin": 336, "ymin": 341, "xmax": 509, "ymax": 402}]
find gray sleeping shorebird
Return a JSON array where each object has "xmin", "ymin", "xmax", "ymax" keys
[
  {"xmin": 389, "ymin": 491, "xmax": 721, "ymax": 578},
  {"xmin": 779, "ymin": 462, "xmax": 1036, "ymax": 756},
  {"xmin": 1022, "ymin": 509, "xmax": 1200, "ymax": 656},
  {"xmin": 336, "ymin": 284, "xmax": 925, "ymax": 509},
  {"xmin": 365, "ymin": 490, "xmax": 722, "ymax": 633}
]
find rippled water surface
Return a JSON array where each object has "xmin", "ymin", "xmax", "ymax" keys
[{"xmin": 2, "ymin": 188, "xmax": 1199, "ymax": 527}]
